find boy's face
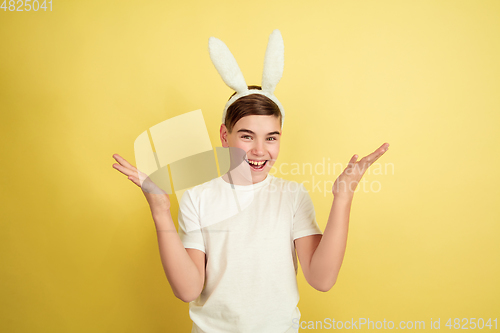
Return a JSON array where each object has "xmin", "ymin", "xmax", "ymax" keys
[{"xmin": 220, "ymin": 115, "xmax": 281, "ymax": 183}]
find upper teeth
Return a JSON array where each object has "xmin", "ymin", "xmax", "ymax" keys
[{"xmin": 248, "ymin": 160, "xmax": 265, "ymax": 165}]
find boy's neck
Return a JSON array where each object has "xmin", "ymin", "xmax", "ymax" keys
[{"xmin": 222, "ymin": 168, "xmax": 269, "ymax": 186}]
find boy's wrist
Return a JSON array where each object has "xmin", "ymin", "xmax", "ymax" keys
[
  {"xmin": 145, "ymin": 193, "xmax": 170, "ymax": 211},
  {"xmin": 151, "ymin": 209, "xmax": 177, "ymax": 233},
  {"xmin": 151, "ymin": 206, "xmax": 171, "ymax": 218},
  {"xmin": 333, "ymin": 193, "xmax": 354, "ymax": 204}
]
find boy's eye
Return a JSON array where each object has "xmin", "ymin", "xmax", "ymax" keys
[{"xmin": 240, "ymin": 135, "xmax": 277, "ymax": 141}]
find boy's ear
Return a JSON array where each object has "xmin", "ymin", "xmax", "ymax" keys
[{"xmin": 220, "ymin": 123, "xmax": 229, "ymax": 147}]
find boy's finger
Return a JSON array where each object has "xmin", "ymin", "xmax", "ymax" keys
[
  {"xmin": 344, "ymin": 155, "xmax": 358, "ymax": 174},
  {"xmin": 370, "ymin": 143, "xmax": 389, "ymax": 156},
  {"xmin": 113, "ymin": 163, "xmax": 136, "ymax": 178},
  {"xmin": 364, "ymin": 143, "xmax": 389, "ymax": 163},
  {"xmin": 348, "ymin": 154, "xmax": 358, "ymax": 166},
  {"xmin": 113, "ymin": 154, "xmax": 137, "ymax": 171},
  {"xmin": 345, "ymin": 154, "xmax": 356, "ymax": 169}
]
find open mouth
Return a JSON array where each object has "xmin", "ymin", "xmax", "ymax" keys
[{"xmin": 245, "ymin": 159, "xmax": 268, "ymax": 170}]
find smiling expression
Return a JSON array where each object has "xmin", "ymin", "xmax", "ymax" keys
[{"xmin": 220, "ymin": 115, "xmax": 282, "ymax": 183}]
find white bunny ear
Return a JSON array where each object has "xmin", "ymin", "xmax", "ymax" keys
[
  {"xmin": 261, "ymin": 29, "xmax": 284, "ymax": 93},
  {"xmin": 208, "ymin": 37, "xmax": 248, "ymax": 94}
]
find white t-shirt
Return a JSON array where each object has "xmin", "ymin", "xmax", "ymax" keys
[{"xmin": 177, "ymin": 174, "xmax": 323, "ymax": 333}]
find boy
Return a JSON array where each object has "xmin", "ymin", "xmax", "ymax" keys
[
  {"xmin": 112, "ymin": 29, "xmax": 389, "ymax": 333},
  {"xmin": 176, "ymin": 85, "xmax": 324, "ymax": 332}
]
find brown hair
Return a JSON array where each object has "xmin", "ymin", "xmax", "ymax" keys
[{"xmin": 224, "ymin": 85, "xmax": 281, "ymax": 133}]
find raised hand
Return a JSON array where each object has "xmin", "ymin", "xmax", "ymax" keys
[
  {"xmin": 332, "ymin": 143, "xmax": 390, "ymax": 200},
  {"xmin": 112, "ymin": 154, "xmax": 171, "ymax": 211}
]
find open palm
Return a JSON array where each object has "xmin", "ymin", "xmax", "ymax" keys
[
  {"xmin": 332, "ymin": 143, "xmax": 390, "ymax": 199},
  {"xmin": 112, "ymin": 154, "xmax": 171, "ymax": 210}
]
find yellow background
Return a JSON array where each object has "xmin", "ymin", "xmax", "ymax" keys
[{"xmin": 1, "ymin": 0, "xmax": 499, "ymax": 331}]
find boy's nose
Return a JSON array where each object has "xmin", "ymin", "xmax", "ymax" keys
[{"xmin": 250, "ymin": 140, "xmax": 265, "ymax": 157}]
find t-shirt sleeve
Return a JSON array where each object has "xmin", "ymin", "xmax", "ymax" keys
[
  {"xmin": 292, "ymin": 183, "xmax": 323, "ymax": 241},
  {"xmin": 177, "ymin": 189, "xmax": 206, "ymax": 253}
]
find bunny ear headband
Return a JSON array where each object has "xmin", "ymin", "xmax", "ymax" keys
[{"xmin": 208, "ymin": 29, "xmax": 285, "ymax": 129}]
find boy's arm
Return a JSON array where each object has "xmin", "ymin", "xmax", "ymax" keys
[
  {"xmin": 296, "ymin": 144, "xmax": 388, "ymax": 292},
  {"xmin": 295, "ymin": 195, "xmax": 352, "ymax": 292},
  {"xmin": 152, "ymin": 204, "xmax": 205, "ymax": 303}
]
